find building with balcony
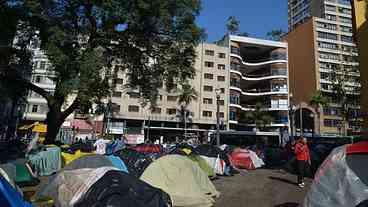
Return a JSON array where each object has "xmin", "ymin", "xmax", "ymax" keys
[
  {"xmin": 286, "ymin": 0, "xmax": 362, "ymax": 135},
  {"xmin": 352, "ymin": 0, "xmax": 368, "ymax": 132},
  {"xmin": 218, "ymin": 35, "xmax": 290, "ymax": 133},
  {"xmin": 107, "ymin": 43, "xmax": 229, "ymax": 141}
]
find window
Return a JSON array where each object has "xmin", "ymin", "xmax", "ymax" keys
[
  {"xmin": 205, "ymin": 50, "xmax": 214, "ymax": 56},
  {"xmin": 217, "ymin": 100, "xmax": 225, "ymax": 106},
  {"xmin": 129, "ymin": 92, "xmax": 140, "ymax": 99},
  {"xmin": 339, "ymin": 17, "xmax": 352, "ymax": 24},
  {"xmin": 338, "ymin": 7, "xmax": 351, "ymax": 15},
  {"xmin": 217, "ymin": 76, "xmax": 225, "ymax": 82},
  {"xmin": 204, "ymin": 73, "xmax": 213, "ymax": 79},
  {"xmin": 159, "ymin": 95, "xmax": 163, "ymax": 101},
  {"xmin": 167, "ymin": 96, "xmax": 177, "ymax": 102},
  {"xmin": 166, "ymin": 108, "xmax": 176, "ymax": 115},
  {"xmin": 324, "ymin": 119, "xmax": 342, "ymax": 127},
  {"xmin": 205, "ymin": 61, "xmax": 214, "ymax": 68},
  {"xmin": 203, "ymin": 85, "xmax": 213, "ymax": 92},
  {"xmin": 218, "ymin": 64, "xmax": 225, "ymax": 70},
  {"xmin": 316, "ymin": 22, "xmax": 337, "ymax": 30},
  {"xmin": 40, "ymin": 61, "xmax": 46, "ymax": 70},
  {"xmin": 220, "ymin": 88, "xmax": 225, "ymax": 94},
  {"xmin": 32, "ymin": 105, "xmax": 38, "ymax": 113},
  {"xmin": 218, "ymin": 53, "xmax": 226, "ymax": 58},
  {"xmin": 318, "ymin": 41, "xmax": 338, "ymax": 50},
  {"xmin": 324, "ymin": 107, "xmax": 341, "ymax": 116},
  {"xmin": 219, "ymin": 112, "xmax": 225, "ymax": 118},
  {"xmin": 202, "ymin": 111, "xmax": 212, "ymax": 117},
  {"xmin": 340, "ymin": 26, "xmax": 352, "ymax": 33},
  {"xmin": 203, "ymin": 98, "xmax": 213, "ymax": 104},
  {"xmin": 319, "ymin": 52, "xmax": 340, "ymax": 60},
  {"xmin": 151, "ymin": 107, "xmax": 161, "ymax": 114},
  {"xmin": 34, "ymin": 76, "xmax": 41, "ymax": 83},
  {"xmin": 114, "ymin": 78, "xmax": 124, "ymax": 84},
  {"xmin": 317, "ymin": 32, "xmax": 337, "ymax": 40},
  {"xmin": 325, "ymin": 14, "xmax": 337, "ymax": 21},
  {"xmin": 341, "ymin": 35, "xmax": 353, "ymax": 43},
  {"xmin": 112, "ymin": 91, "xmax": 122, "ymax": 97},
  {"xmin": 325, "ymin": 5, "xmax": 336, "ymax": 12},
  {"xmin": 128, "ymin": 105, "xmax": 139, "ymax": 112}
]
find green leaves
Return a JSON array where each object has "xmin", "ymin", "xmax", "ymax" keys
[
  {"xmin": 266, "ymin": 29, "xmax": 285, "ymax": 41},
  {"xmin": 226, "ymin": 16, "xmax": 239, "ymax": 35}
]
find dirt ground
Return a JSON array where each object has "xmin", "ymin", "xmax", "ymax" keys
[{"xmin": 213, "ymin": 169, "xmax": 312, "ymax": 207}]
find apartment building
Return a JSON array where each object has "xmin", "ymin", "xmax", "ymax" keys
[
  {"xmin": 107, "ymin": 43, "xmax": 229, "ymax": 140},
  {"xmin": 352, "ymin": 0, "xmax": 368, "ymax": 132},
  {"xmin": 217, "ymin": 35, "xmax": 290, "ymax": 133},
  {"xmin": 286, "ymin": 0, "xmax": 362, "ymax": 135}
]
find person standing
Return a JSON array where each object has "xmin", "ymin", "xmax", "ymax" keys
[{"xmin": 294, "ymin": 137, "xmax": 311, "ymax": 188}]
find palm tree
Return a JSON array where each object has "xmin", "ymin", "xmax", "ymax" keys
[
  {"xmin": 177, "ymin": 84, "xmax": 198, "ymax": 138},
  {"xmin": 266, "ymin": 29, "xmax": 285, "ymax": 41},
  {"xmin": 240, "ymin": 102, "xmax": 273, "ymax": 131},
  {"xmin": 309, "ymin": 90, "xmax": 329, "ymax": 134},
  {"xmin": 226, "ymin": 16, "xmax": 240, "ymax": 35}
]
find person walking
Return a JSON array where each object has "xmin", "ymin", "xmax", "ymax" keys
[{"xmin": 294, "ymin": 137, "xmax": 311, "ymax": 188}]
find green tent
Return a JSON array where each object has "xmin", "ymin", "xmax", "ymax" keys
[
  {"xmin": 141, "ymin": 155, "xmax": 219, "ymax": 207},
  {"xmin": 188, "ymin": 154, "xmax": 215, "ymax": 178}
]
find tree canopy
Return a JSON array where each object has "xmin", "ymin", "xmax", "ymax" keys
[
  {"xmin": 266, "ymin": 29, "xmax": 285, "ymax": 41},
  {"xmin": 0, "ymin": 0, "xmax": 204, "ymax": 143},
  {"xmin": 226, "ymin": 16, "xmax": 240, "ymax": 35}
]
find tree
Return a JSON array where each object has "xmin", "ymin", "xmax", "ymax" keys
[
  {"xmin": 177, "ymin": 83, "xmax": 198, "ymax": 138},
  {"xmin": 1, "ymin": 0, "xmax": 203, "ymax": 143},
  {"xmin": 238, "ymin": 32, "xmax": 249, "ymax": 37},
  {"xmin": 330, "ymin": 65, "xmax": 360, "ymax": 136},
  {"xmin": 266, "ymin": 29, "xmax": 285, "ymax": 41},
  {"xmin": 309, "ymin": 90, "xmax": 329, "ymax": 134},
  {"xmin": 226, "ymin": 16, "xmax": 240, "ymax": 35},
  {"xmin": 240, "ymin": 102, "xmax": 273, "ymax": 131}
]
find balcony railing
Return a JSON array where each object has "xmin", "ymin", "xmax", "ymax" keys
[{"xmin": 271, "ymin": 69, "xmax": 287, "ymax": 76}]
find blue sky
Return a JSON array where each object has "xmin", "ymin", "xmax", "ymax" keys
[{"xmin": 196, "ymin": 0, "xmax": 288, "ymax": 42}]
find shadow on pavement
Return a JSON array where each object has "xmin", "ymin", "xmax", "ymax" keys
[
  {"xmin": 274, "ymin": 202, "xmax": 299, "ymax": 207},
  {"xmin": 268, "ymin": 176, "xmax": 298, "ymax": 185}
]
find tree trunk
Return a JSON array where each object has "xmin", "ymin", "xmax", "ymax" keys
[{"xmin": 44, "ymin": 106, "xmax": 63, "ymax": 144}]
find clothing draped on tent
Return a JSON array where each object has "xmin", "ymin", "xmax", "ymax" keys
[
  {"xmin": 74, "ymin": 170, "xmax": 171, "ymax": 207},
  {"xmin": 141, "ymin": 155, "xmax": 219, "ymax": 207},
  {"xmin": 27, "ymin": 146, "xmax": 62, "ymax": 176}
]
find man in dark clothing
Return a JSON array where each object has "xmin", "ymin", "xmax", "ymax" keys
[{"xmin": 294, "ymin": 137, "xmax": 311, "ymax": 188}]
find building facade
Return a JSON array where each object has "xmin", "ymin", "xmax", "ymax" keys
[
  {"xmin": 286, "ymin": 0, "xmax": 362, "ymax": 135},
  {"xmin": 352, "ymin": 0, "xmax": 368, "ymax": 132},
  {"xmin": 107, "ymin": 43, "xmax": 230, "ymax": 141},
  {"xmin": 222, "ymin": 35, "xmax": 290, "ymax": 133}
]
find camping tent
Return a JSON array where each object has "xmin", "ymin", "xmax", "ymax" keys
[
  {"xmin": 115, "ymin": 149, "xmax": 153, "ymax": 178},
  {"xmin": 74, "ymin": 170, "xmax": 171, "ymax": 207},
  {"xmin": 140, "ymin": 155, "xmax": 219, "ymax": 207},
  {"xmin": 36, "ymin": 167, "xmax": 118, "ymax": 207},
  {"xmin": 132, "ymin": 144, "xmax": 163, "ymax": 154},
  {"xmin": 63, "ymin": 154, "xmax": 128, "ymax": 173},
  {"xmin": 228, "ymin": 148, "xmax": 264, "ymax": 170},
  {"xmin": 304, "ymin": 141, "xmax": 368, "ymax": 207},
  {"xmin": 187, "ymin": 154, "xmax": 215, "ymax": 177}
]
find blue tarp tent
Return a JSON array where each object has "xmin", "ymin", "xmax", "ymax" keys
[{"xmin": 0, "ymin": 175, "xmax": 33, "ymax": 207}]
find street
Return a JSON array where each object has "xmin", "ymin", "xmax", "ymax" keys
[{"xmin": 213, "ymin": 169, "xmax": 311, "ymax": 207}]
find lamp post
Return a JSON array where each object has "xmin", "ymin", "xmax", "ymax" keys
[
  {"xmin": 215, "ymin": 88, "xmax": 221, "ymax": 146},
  {"xmin": 289, "ymin": 93, "xmax": 296, "ymax": 141}
]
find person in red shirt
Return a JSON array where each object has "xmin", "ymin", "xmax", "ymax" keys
[{"xmin": 294, "ymin": 137, "xmax": 311, "ymax": 188}]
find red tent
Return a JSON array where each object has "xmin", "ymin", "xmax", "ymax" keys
[
  {"xmin": 228, "ymin": 149, "xmax": 255, "ymax": 170},
  {"xmin": 132, "ymin": 144, "xmax": 163, "ymax": 154}
]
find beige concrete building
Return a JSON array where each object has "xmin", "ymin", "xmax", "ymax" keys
[
  {"xmin": 286, "ymin": 0, "xmax": 362, "ymax": 136},
  {"xmin": 107, "ymin": 43, "xmax": 229, "ymax": 140}
]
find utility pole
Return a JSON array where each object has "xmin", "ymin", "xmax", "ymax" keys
[{"xmin": 215, "ymin": 88, "xmax": 221, "ymax": 146}]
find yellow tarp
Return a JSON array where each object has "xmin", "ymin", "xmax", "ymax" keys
[
  {"xmin": 61, "ymin": 150, "xmax": 95, "ymax": 166},
  {"xmin": 19, "ymin": 122, "xmax": 47, "ymax": 133}
]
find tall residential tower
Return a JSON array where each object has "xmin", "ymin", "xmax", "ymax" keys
[{"xmin": 286, "ymin": 0, "xmax": 362, "ymax": 135}]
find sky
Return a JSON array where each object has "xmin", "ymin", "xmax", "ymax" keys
[{"xmin": 196, "ymin": 0, "xmax": 288, "ymax": 42}]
